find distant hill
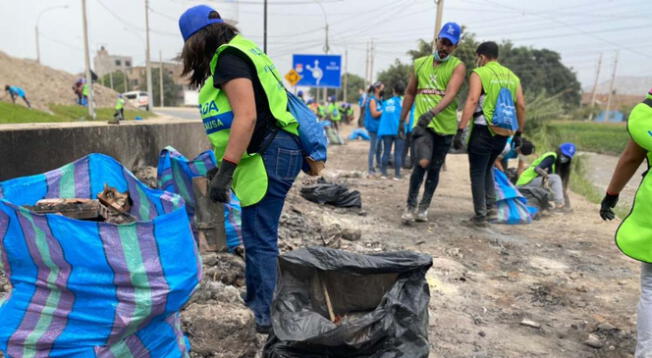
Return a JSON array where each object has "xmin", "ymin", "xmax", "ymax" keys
[
  {"xmin": 585, "ymin": 76, "xmax": 651, "ymax": 96},
  {"xmin": 0, "ymin": 51, "xmax": 118, "ymax": 111}
]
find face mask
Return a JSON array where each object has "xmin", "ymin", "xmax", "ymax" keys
[
  {"xmin": 433, "ymin": 50, "xmax": 450, "ymax": 62},
  {"xmin": 559, "ymin": 155, "xmax": 570, "ymax": 164}
]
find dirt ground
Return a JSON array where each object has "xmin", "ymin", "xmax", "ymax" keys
[{"xmin": 287, "ymin": 124, "xmax": 641, "ymax": 357}]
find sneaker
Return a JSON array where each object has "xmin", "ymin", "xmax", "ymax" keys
[
  {"xmin": 392, "ymin": 176, "xmax": 401, "ymax": 181},
  {"xmin": 415, "ymin": 209, "xmax": 429, "ymax": 222},
  {"xmin": 487, "ymin": 208, "xmax": 498, "ymax": 221},
  {"xmin": 380, "ymin": 175, "xmax": 388, "ymax": 180},
  {"xmin": 401, "ymin": 207, "xmax": 416, "ymax": 224},
  {"xmin": 470, "ymin": 215, "xmax": 488, "ymax": 228}
]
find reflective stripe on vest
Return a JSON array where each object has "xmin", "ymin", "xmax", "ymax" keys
[
  {"xmin": 413, "ymin": 55, "xmax": 462, "ymax": 135},
  {"xmin": 616, "ymin": 98, "xmax": 652, "ymax": 262},
  {"xmin": 516, "ymin": 152, "xmax": 557, "ymax": 186},
  {"xmin": 198, "ymin": 34, "xmax": 298, "ymax": 207}
]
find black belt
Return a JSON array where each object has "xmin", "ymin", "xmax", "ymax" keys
[
  {"xmin": 473, "ymin": 111, "xmax": 484, "ymax": 119},
  {"xmin": 644, "ymin": 98, "xmax": 652, "ymax": 107}
]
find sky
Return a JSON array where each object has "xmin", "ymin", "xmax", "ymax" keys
[{"xmin": 0, "ymin": 0, "xmax": 650, "ymax": 91}]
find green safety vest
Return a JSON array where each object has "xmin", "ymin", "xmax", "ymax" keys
[
  {"xmin": 413, "ymin": 55, "xmax": 463, "ymax": 135},
  {"xmin": 327, "ymin": 103, "xmax": 341, "ymax": 121},
  {"xmin": 115, "ymin": 98, "xmax": 125, "ymax": 110},
  {"xmin": 317, "ymin": 105, "xmax": 326, "ymax": 117},
  {"xmin": 516, "ymin": 152, "xmax": 557, "ymax": 186},
  {"xmin": 82, "ymin": 84, "xmax": 89, "ymax": 96},
  {"xmin": 615, "ymin": 93, "xmax": 652, "ymax": 262},
  {"xmin": 473, "ymin": 61, "xmax": 520, "ymax": 128},
  {"xmin": 198, "ymin": 34, "xmax": 298, "ymax": 207}
]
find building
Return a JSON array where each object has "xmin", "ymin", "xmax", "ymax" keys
[{"xmin": 93, "ymin": 46, "xmax": 133, "ymax": 78}]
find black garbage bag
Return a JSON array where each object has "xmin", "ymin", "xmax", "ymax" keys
[
  {"xmin": 300, "ymin": 178, "xmax": 362, "ymax": 208},
  {"xmin": 263, "ymin": 247, "xmax": 433, "ymax": 358}
]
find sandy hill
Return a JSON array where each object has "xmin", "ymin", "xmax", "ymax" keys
[
  {"xmin": 0, "ymin": 51, "xmax": 118, "ymax": 111},
  {"xmin": 585, "ymin": 75, "xmax": 652, "ymax": 96}
]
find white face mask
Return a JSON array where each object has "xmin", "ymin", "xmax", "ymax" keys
[{"xmin": 559, "ymin": 155, "xmax": 570, "ymax": 164}]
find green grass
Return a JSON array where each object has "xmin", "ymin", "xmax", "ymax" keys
[
  {"xmin": 545, "ymin": 120, "xmax": 629, "ymax": 155},
  {"xmin": 0, "ymin": 102, "xmax": 154, "ymax": 124}
]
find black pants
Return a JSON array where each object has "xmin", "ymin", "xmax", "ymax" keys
[
  {"xmin": 467, "ymin": 125, "xmax": 508, "ymax": 217},
  {"xmin": 407, "ymin": 127, "xmax": 453, "ymax": 210}
]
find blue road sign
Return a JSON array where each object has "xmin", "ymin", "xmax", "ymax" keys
[{"xmin": 292, "ymin": 54, "xmax": 342, "ymax": 88}]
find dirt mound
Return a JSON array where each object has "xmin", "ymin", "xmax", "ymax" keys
[{"xmin": 0, "ymin": 51, "xmax": 118, "ymax": 111}]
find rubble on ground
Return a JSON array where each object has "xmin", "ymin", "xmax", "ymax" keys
[{"xmin": 132, "ymin": 166, "xmax": 158, "ymax": 188}]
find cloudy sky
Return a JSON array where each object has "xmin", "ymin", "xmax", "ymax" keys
[{"xmin": 1, "ymin": 0, "xmax": 650, "ymax": 91}]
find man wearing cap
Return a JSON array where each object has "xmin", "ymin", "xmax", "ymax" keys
[
  {"xmin": 399, "ymin": 22, "xmax": 466, "ymax": 224},
  {"xmin": 178, "ymin": 5, "xmax": 304, "ymax": 334}
]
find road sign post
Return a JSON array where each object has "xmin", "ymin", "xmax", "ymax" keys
[{"xmin": 292, "ymin": 54, "xmax": 342, "ymax": 90}]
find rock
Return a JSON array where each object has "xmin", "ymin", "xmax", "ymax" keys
[
  {"xmin": 585, "ymin": 333, "xmax": 604, "ymax": 349},
  {"xmin": 202, "ymin": 253, "xmax": 245, "ymax": 287},
  {"xmin": 341, "ymin": 227, "xmax": 362, "ymax": 241},
  {"xmin": 182, "ymin": 303, "xmax": 259, "ymax": 357},
  {"xmin": 132, "ymin": 166, "xmax": 158, "ymax": 188},
  {"xmin": 478, "ymin": 331, "xmax": 486, "ymax": 337},
  {"xmin": 189, "ymin": 280, "xmax": 243, "ymax": 305},
  {"xmin": 597, "ymin": 322, "xmax": 617, "ymax": 332},
  {"xmin": 520, "ymin": 319, "xmax": 541, "ymax": 329}
]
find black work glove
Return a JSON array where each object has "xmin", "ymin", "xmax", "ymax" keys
[
  {"xmin": 417, "ymin": 110, "xmax": 435, "ymax": 128},
  {"xmin": 600, "ymin": 192, "xmax": 619, "ymax": 221},
  {"xmin": 513, "ymin": 131, "xmax": 523, "ymax": 148},
  {"xmin": 209, "ymin": 159, "xmax": 237, "ymax": 203},
  {"xmin": 453, "ymin": 128, "xmax": 464, "ymax": 150}
]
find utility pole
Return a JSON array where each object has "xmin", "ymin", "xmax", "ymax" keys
[
  {"xmin": 605, "ymin": 51, "xmax": 619, "ymax": 122},
  {"xmin": 364, "ymin": 40, "xmax": 370, "ymax": 87},
  {"xmin": 81, "ymin": 0, "xmax": 95, "ymax": 119},
  {"xmin": 369, "ymin": 39, "xmax": 375, "ymax": 84},
  {"xmin": 145, "ymin": 0, "xmax": 153, "ymax": 111},
  {"xmin": 588, "ymin": 53, "xmax": 602, "ymax": 121},
  {"xmin": 433, "ymin": 0, "xmax": 445, "ymax": 50},
  {"xmin": 159, "ymin": 50, "xmax": 164, "ymax": 107},
  {"xmin": 343, "ymin": 47, "xmax": 348, "ymax": 102},
  {"xmin": 263, "ymin": 0, "xmax": 268, "ymax": 52},
  {"xmin": 35, "ymin": 28, "xmax": 41, "ymax": 65}
]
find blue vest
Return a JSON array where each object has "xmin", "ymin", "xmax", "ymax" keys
[
  {"xmin": 378, "ymin": 96, "xmax": 402, "ymax": 137},
  {"xmin": 364, "ymin": 95, "xmax": 381, "ymax": 133}
]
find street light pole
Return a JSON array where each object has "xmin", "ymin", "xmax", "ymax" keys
[
  {"xmin": 36, "ymin": 5, "xmax": 68, "ymax": 64},
  {"xmin": 263, "ymin": 0, "xmax": 268, "ymax": 52},
  {"xmin": 145, "ymin": 0, "xmax": 153, "ymax": 111},
  {"xmin": 81, "ymin": 0, "xmax": 95, "ymax": 119}
]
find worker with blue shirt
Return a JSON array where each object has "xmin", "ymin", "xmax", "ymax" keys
[
  {"xmin": 4, "ymin": 85, "xmax": 31, "ymax": 108},
  {"xmin": 516, "ymin": 143, "xmax": 576, "ymax": 210},
  {"xmin": 495, "ymin": 137, "xmax": 535, "ymax": 182},
  {"xmin": 365, "ymin": 82, "xmax": 384, "ymax": 176},
  {"xmin": 378, "ymin": 82, "xmax": 406, "ymax": 180}
]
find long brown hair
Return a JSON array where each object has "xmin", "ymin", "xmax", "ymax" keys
[{"xmin": 180, "ymin": 14, "xmax": 239, "ymax": 88}]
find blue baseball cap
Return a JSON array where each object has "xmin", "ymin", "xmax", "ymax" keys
[
  {"xmin": 438, "ymin": 22, "xmax": 461, "ymax": 45},
  {"xmin": 559, "ymin": 142, "xmax": 576, "ymax": 158},
  {"xmin": 179, "ymin": 5, "xmax": 224, "ymax": 42}
]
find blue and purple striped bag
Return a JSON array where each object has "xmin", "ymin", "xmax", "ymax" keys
[
  {"xmin": 0, "ymin": 153, "xmax": 201, "ymax": 357},
  {"xmin": 156, "ymin": 147, "xmax": 242, "ymax": 251}
]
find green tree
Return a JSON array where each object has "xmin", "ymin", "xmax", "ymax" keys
[
  {"xmin": 376, "ymin": 60, "xmax": 411, "ymax": 99},
  {"xmin": 100, "ymin": 71, "xmax": 129, "ymax": 93},
  {"xmin": 138, "ymin": 68, "xmax": 183, "ymax": 107}
]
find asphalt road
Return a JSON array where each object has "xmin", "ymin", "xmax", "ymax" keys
[{"xmin": 154, "ymin": 107, "xmax": 199, "ymax": 120}]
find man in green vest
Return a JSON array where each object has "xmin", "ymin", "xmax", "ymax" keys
[
  {"xmin": 399, "ymin": 22, "xmax": 466, "ymax": 224},
  {"xmin": 179, "ymin": 4, "xmax": 304, "ymax": 334},
  {"xmin": 599, "ymin": 89, "xmax": 652, "ymax": 356},
  {"xmin": 457, "ymin": 41, "xmax": 526, "ymax": 227},
  {"xmin": 326, "ymin": 95, "xmax": 342, "ymax": 131},
  {"xmin": 113, "ymin": 94, "xmax": 125, "ymax": 121}
]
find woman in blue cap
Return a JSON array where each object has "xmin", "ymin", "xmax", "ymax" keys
[
  {"xmin": 516, "ymin": 142, "xmax": 576, "ymax": 209},
  {"xmin": 178, "ymin": 5, "xmax": 303, "ymax": 333}
]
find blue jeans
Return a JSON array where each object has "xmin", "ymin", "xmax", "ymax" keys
[
  {"xmin": 368, "ymin": 131, "xmax": 382, "ymax": 173},
  {"xmin": 381, "ymin": 135, "xmax": 405, "ymax": 178},
  {"xmin": 241, "ymin": 130, "xmax": 302, "ymax": 326}
]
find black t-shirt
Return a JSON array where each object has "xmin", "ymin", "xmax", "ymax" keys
[
  {"xmin": 536, "ymin": 156, "xmax": 556, "ymax": 173},
  {"xmin": 213, "ymin": 48, "xmax": 276, "ymax": 154}
]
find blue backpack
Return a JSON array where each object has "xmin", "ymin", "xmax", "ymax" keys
[{"xmin": 488, "ymin": 69, "xmax": 518, "ymax": 136}]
